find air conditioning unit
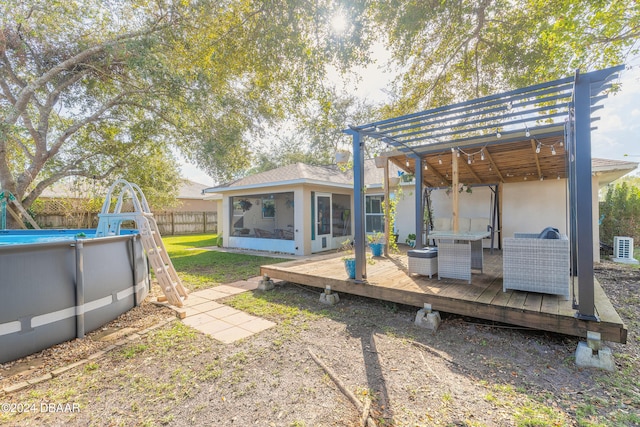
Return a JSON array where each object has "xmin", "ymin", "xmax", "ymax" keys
[{"xmin": 613, "ymin": 236, "xmax": 638, "ymax": 264}]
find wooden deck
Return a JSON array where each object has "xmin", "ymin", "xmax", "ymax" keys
[{"xmin": 261, "ymin": 250, "xmax": 627, "ymax": 343}]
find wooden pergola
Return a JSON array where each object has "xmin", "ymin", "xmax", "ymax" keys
[{"xmin": 345, "ymin": 65, "xmax": 625, "ymax": 321}]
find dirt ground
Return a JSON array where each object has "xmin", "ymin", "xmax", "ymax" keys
[{"xmin": 1, "ymin": 261, "xmax": 639, "ymax": 427}]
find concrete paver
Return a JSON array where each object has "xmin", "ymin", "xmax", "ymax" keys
[
  {"xmin": 190, "ymin": 300, "xmax": 224, "ymax": 312},
  {"xmin": 176, "ymin": 282, "xmax": 276, "ymax": 343},
  {"xmin": 211, "ymin": 326, "xmax": 255, "ymax": 344}
]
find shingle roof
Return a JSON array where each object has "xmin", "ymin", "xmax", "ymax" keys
[{"xmin": 207, "ymin": 162, "xmax": 353, "ymax": 191}]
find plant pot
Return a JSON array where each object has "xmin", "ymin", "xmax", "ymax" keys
[
  {"xmin": 406, "ymin": 239, "xmax": 416, "ymax": 248},
  {"xmin": 374, "ymin": 156, "xmax": 386, "ymax": 168},
  {"xmin": 344, "ymin": 258, "xmax": 356, "ymax": 279},
  {"xmin": 369, "ymin": 243, "xmax": 385, "ymax": 257},
  {"xmin": 388, "ymin": 177, "xmax": 401, "ymax": 187}
]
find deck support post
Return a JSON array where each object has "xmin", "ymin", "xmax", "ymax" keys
[
  {"xmin": 575, "ymin": 331, "xmax": 615, "ymax": 371},
  {"xmin": 258, "ymin": 274, "xmax": 275, "ymax": 291},
  {"xmin": 319, "ymin": 285, "xmax": 340, "ymax": 305},
  {"xmin": 414, "ymin": 303, "xmax": 441, "ymax": 330}
]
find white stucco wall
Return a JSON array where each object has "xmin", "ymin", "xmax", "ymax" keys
[
  {"xmin": 396, "ymin": 176, "xmax": 601, "ymax": 261},
  {"xmin": 502, "ymin": 179, "xmax": 568, "ymax": 238}
]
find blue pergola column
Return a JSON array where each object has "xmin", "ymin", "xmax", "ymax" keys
[{"xmin": 347, "ymin": 129, "xmax": 367, "ymax": 281}]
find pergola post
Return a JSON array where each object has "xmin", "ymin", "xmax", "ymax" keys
[
  {"xmin": 383, "ymin": 158, "xmax": 390, "ymax": 256},
  {"xmin": 451, "ymin": 148, "xmax": 459, "ymax": 232},
  {"xmin": 349, "ymin": 130, "xmax": 367, "ymax": 282},
  {"xmin": 414, "ymin": 156, "xmax": 423, "ymax": 248},
  {"xmin": 573, "ymin": 71, "xmax": 597, "ymax": 320}
]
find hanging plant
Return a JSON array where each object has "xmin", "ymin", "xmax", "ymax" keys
[{"xmin": 239, "ymin": 199, "xmax": 252, "ymax": 212}]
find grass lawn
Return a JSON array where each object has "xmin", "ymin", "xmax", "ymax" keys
[{"xmin": 162, "ymin": 233, "xmax": 291, "ymax": 290}]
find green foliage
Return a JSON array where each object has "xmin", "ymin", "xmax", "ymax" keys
[
  {"xmin": 0, "ymin": 0, "xmax": 371, "ymax": 210},
  {"xmin": 371, "ymin": 0, "xmax": 639, "ymax": 114},
  {"xmin": 599, "ymin": 182, "xmax": 640, "ymax": 245}
]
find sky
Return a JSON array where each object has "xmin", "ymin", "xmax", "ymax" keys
[{"xmin": 180, "ymin": 57, "xmax": 640, "ymax": 185}]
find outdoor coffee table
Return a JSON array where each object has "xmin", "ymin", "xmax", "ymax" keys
[{"xmin": 427, "ymin": 231, "xmax": 490, "ymax": 283}]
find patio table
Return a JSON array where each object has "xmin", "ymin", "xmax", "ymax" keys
[{"xmin": 428, "ymin": 230, "xmax": 490, "ymax": 283}]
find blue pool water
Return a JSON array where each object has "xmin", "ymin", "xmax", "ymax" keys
[
  {"xmin": 0, "ymin": 233, "xmax": 96, "ymax": 245},
  {"xmin": 0, "ymin": 229, "xmax": 136, "ymax": 246}
]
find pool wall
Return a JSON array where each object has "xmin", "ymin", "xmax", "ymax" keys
[{"xmin": 0, "ymin": 229, "xmax": 149, "ymax": 363}]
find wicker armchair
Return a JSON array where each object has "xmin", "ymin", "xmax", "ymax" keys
[{"xmin": 503, "ymin": 233, "xmax": 570, "ymax": 300}]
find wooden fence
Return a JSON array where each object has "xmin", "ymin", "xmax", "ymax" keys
[{"xmin": 33, "ymin": 211, "xmax": 218, "ymax": 235}]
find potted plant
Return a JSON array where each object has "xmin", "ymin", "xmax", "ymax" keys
[
  {"xmin": 405, "ymin": 233, "xmax": 416, "ymax": 248},
  {"xmin": 338, "ymin": 239, "xmax": 356, "ymax": 279},
  {"xmin": 367, "ymin": 231, "xmax": 386, "ymax": 257}
]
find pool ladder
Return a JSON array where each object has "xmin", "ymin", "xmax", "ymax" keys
[{"xmin": 96, "ymin": 179, "xmax": 188, "ymax": 307}]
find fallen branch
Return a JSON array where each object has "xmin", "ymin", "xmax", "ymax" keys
[
  {"xmin": 419, "ymin": 349, "xmax": 441, "ymax": 381},
  {"xmin": 361, "ymin": 398, "xmax": 371, "ymax": 427},
  {"xmin": 307, "ymin": 348, "xmax": 377, "ymax": 427}
]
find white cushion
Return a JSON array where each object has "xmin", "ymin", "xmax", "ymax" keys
[
  {"xmin": 457, "ymin": 217, "xmax": 471, "ymax": 232},
  {"xmin": 470, "ymin": 218, "xmax": 489, "ymax": 232},
  {"xmin": 433, "ymin": 218, "xmax": 451, "ymax": 231}
]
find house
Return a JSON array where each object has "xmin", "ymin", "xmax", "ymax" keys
[
  {"xmin": 203, "ymin": 157, "xmax": 637, "ymax": 258},
  {"xmin": 35, "ymin": 178, "xmax": 217, "ymax": 231},
  {"xmin": 172, "ymin": 180, "xmax": 218, "ymax": 212}
]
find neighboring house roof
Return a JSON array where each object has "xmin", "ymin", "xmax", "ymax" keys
[
  {"xmin": 40, "ymin": 179, "xmax": 211, "ymax": 200},
  {"xmin": 203, "ymin": 158, "xmax": 638, "ymax": 194},
  {"xmin": 592, "ymin": 158, "xmax": 638, "ymax": 187},
  {"xmin": 177, "ymin": 180, "xmax": 210, "ymax": 199}
]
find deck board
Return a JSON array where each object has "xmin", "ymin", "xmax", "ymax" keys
[{"xmin": 261, "ymin": 249, "xmax": 627, "ymax": 343}]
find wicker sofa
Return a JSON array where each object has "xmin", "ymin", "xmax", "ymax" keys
[{"xmin": 502, "ymin": 232, "xmax": 570, "ymax": 300}]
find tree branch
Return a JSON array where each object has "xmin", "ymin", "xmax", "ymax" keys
[{"xmin": 5, "ymin": 24, "xmax": 168, "ymax": 127}]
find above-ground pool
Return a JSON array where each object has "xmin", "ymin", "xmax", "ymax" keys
[{"xmin": 0, "ymin": 229, "xmax": 149, "ymax": 363}]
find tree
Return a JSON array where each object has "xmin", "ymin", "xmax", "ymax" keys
[
  {"xmin": 0, "ymin": 0, "xmax": 371, "ymax": 215},
  {"xmin": 370, "ymin": 0, "xmax": 640, "ymax": 114},
  {"xmin": 600, "ymin": 182, "xmax": 640, "ymax": 245},
  {"xmin": 250, "ymin": 88, "xmax": 383, "ymax": 173}
]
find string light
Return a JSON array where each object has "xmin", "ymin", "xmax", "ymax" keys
[
  {"xmin": 551, "ymin": 145, "xmax": 556, "ymax": 155},
  {"xmin": 540, "ymin": 176, "xmax": 544, "ymax": 181},
  {"xmin": 405, "ymin": 158, "xmax": 410, "ymax": 167},
  {"xmin": 525, "ymin": 127, "xmax": 531, "ymax": 138},
  {"xmin": 456, "ymin": 150, "xmax": 460, "ymax": 157},
  {"xmin": 424, "ymin": 163, "xmax": 428, "ymax": 170},
  {"xmin": 468, "ymin": 155, "xmax": 472, "ymax": 165},
  {"xmin": 536, "ymin": 142, "xmax": 541, "ymax": 154},
  {"xmin": 480, "ymin": 150, "xmax": 485, "ymax": 161},
  {"xmin": 438, "ymin": 155, "xmax": 442, "ymax": 165},
  {"xmin": 557, "ymin": 174, "xmax": 561, "ymax": 180},
  {"xmin": 496, "ymin": 130, "xmax": 501, "ymax": 139}
]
